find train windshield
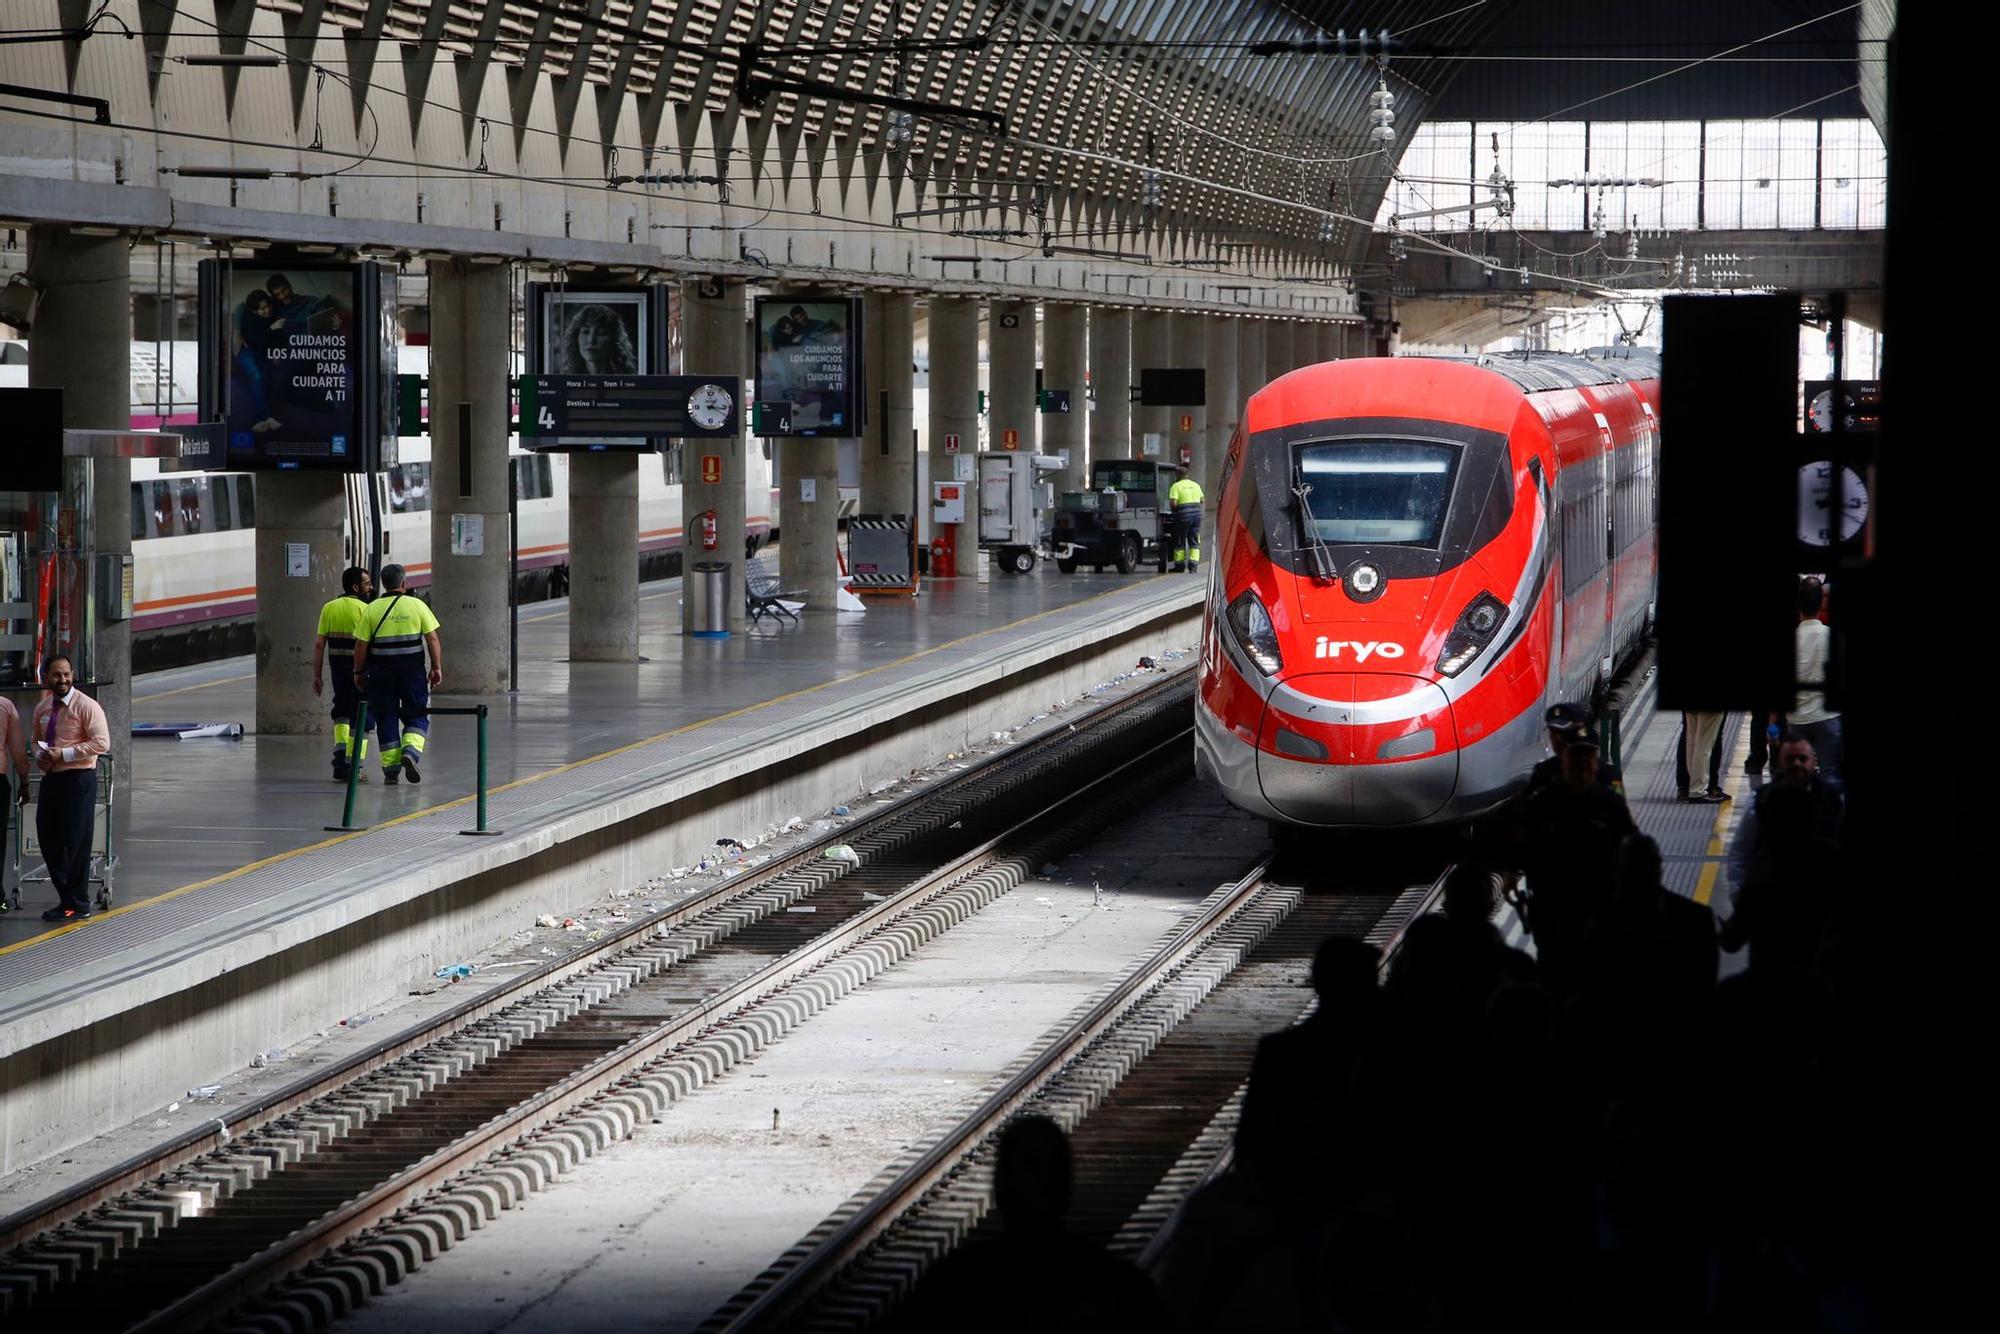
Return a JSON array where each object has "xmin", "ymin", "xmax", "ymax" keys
[{"xmin": 1295, "ymin": 440, "xmax": 1460, "ymax": 547}]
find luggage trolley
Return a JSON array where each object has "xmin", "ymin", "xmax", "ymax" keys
[{"xmin": 6, "ymin": 756, "xmax": 118, "ymax": 912}]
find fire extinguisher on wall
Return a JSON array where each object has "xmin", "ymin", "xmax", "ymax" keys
[{"xmin": 700, "ymin": 509, "xmax": 718, "ymax": 552}]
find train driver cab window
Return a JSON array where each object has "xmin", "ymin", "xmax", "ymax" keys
[{"xmin": 1295, "ymin": 440, "xmax": 1460, "ymax": 547}]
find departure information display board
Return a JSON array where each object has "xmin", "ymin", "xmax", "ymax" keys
[{"xmin": 517, "ymin": 375, "xmax": 740, "ymax": 446}]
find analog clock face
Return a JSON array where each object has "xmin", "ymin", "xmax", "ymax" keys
[
  {"xmin": 1809, "ymin": 388, "xmax": 1859, "ymax": 434},
  {"xmin": 1798, "ymin": 461, "xmax": 1868, "ymax": 546},
  {"xmin": 688, "ymin": 383, "xmax": 733, "ymax": 430}
]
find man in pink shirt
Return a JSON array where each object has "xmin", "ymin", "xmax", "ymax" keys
[
  {"xmin": 29, "ymin": 655, "xmax": 110, "ymax": 922},
  {"xmin": 0, "ymin": 687, "xmax": 30, "ymax": 910}
]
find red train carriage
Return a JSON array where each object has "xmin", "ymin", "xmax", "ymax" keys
[{"xmin": 1195, "ymin": 352, "xmax": 1660, "ymax": 827}]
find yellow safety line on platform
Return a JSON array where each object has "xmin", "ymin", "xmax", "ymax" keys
[
  {"xmin": 1691, "ymin": 723, "xmax": 1754, "ymax": 907},
  {"xmin": 1, "ymin": 579, "xmax": 1176, "ymax": 957}
]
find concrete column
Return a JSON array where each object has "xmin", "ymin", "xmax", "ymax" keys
[
  {"xmin": 567, "ymin": 453, "xmax": 639, "ymax": 660},
  {"xmin": 1266, "ymin": 320, "xmax": 1294, "ymax": 380},
  {"xmin": 27, "ymin": 228, "xmax": 131, "ymax": 777},
  {"xmin": 988, "ymin": 299, "xmax": 1037, "ymax": 455},
  {"xmin": 1041, "ymin": 303, "xmax": 1088, "ymax": 493},
  {"xmin": 1203, "ymin": 315, "xmax": 1239, "ymax": 499},
  {"xmin": 1238, "ymin": 319, "xmax": 1269, "ymax": 417},
  {"xmin": 1171, "ymin": 312, "xmax": 1206, "ymax": 476},
  {"xmin": 427, "ymin": 259, "xmax": 513, "ymax": 693},
  {"xmin": 860, "ymin": 292, "xmax": 916, "ymax": 520},
  {"xmin": 682, "ymin": 280, "xmax": 748, "ymax": 630},
  {"xmin": 251, "ymin": 474, "xmax": 346, "ymax": 733},
  {"xmin": 777, "ymin": 439, "xmax": 842, "ymax": 608},
  {"xmin": 1088, "ymin": 305, "xmax": 1130, "ymax": 469},
  {"xmin": 925, "ymin": 297, "xmax": 979, "ymax": 564},
  {"xmin": 1131, "ymin": 309, "xmax": 1174, "ymax": 461}
]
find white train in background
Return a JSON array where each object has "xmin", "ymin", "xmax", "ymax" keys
[{"xmin": 2, "ymin": 341, "xmax": 777, "ymax": 670}]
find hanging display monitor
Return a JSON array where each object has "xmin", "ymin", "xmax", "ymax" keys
[
  {"xmin": 518, "ymin": 375, "xmax": 740, "ymax": 441},
  {"xmin": 753, "ymin": 294, "xmax": 863, "ymax": 437},
  {"xmin": 197, "ymin": 260, "xmax": 396, "ymax": 471},
  {"xmin": 524, "ymin": 283, "xmax": 671, "ymax": 450}
]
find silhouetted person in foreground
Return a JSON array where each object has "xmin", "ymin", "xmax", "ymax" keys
[
  {"xmin": 1721, "ymin": 776, "xmax": 1843, "ymax": 975},
  {"xmin": 1514, "ymin": 736, "xmax": 1636, "ymax": 995},
  {"xmin": 1237, "ymin": 936, "xmax": 1384, "ymax": 1206},
  {"xmin": 902, "ymin": 1114, "xmax": 1162, "ymax": 1333},
  {"xmin": 1583, "ymin": 835, "xmax": 1718, "ymax": 1027}
]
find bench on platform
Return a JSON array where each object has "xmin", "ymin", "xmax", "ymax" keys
[{"xmin": 746, "ymin": 557, "xmax": 805, "ymax": 624}]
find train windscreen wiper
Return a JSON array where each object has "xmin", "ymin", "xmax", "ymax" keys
[{"xmin": 1289, "ymin": 472, "xmax": 1340, "ymax": 583}]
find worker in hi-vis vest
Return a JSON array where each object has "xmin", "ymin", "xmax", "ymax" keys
[
  {"xmin": 1168, "ymin": 464, "xmax": 1205, "ymax": 572},
  {"xmin": 350, "ymin": 563, "xmax": 443, "ymax": 786},
  {"xmin": 312, "ymin": 565, "xmax": 374, "ymax": 782}
]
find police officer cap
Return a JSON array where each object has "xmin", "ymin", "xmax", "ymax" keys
[
  {"xmin": 1564, "ymin": 734, "xmax": 1600, "ymax": 756},
  {"xmin": 1544, "ymin": 702, "xmax": 1589, "ymax": 733}
]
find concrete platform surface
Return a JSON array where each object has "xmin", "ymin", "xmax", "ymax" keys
[{"xmin": 0, "ymin": 569, "xmax": 1203, "ymax": 1056}]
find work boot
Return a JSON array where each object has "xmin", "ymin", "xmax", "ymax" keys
[
  {"xmin": 402, "ymin": 753, "xmax": 422, "ymax": 784},
  {"xmin": 383, "ymin": 767, "xmax": 400, "ymax": 786},
  {"xmin": 333, "ymin": 755, "xmax": 351, "ymax": 783}
]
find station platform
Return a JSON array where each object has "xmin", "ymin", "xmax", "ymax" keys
[{"xmin": 0, "ymin": 568, "xmax": 1204, "ymax": 1171}]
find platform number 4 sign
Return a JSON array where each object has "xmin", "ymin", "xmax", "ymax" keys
[{"xmin": 537, "ymin": 404, "xmax": 557, "ymax": 432}]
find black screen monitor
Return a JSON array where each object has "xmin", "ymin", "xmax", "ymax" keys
[
  {"xmin": 1140, "ymin": 367, "xmax": 1206, "ymax": 406},
  {"xmin": 5, "ymin": 387, "xmax": 64, "ymax": 492}
]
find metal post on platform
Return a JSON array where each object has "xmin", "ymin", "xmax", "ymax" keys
[
  {"xmin": 326, "ymin": 701, "xmax": 369, "ymax": 832},
  {"xmin": 459, "ymin": 704, "xmax": 500, "ymax": 836}
]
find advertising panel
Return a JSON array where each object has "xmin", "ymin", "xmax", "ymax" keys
[
  {"xmin": 197, "ymin": 260, "xmax": 394, "ymax": 471},
  {"xmin": 753, "ymin": 295, "xmax": 862, "ymax": 437}
]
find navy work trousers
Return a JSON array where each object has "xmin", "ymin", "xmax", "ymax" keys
[
  {"xmin": 37, "ymin": 767, "xmax": 97, "ymax": 911},
  {"xmin": 329, "ymin": 651, "xmax": 360, "ymax": 728},
  {"xmin": 366, "ymin": 655, "xmax": 431, "ymax": 769}
]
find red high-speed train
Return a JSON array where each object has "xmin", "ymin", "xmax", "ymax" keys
[{"xmin": 1195, "ymin": 352, "xmax": 1660, "ymax": 827}]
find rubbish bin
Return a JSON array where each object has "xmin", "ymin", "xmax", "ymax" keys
[{"xmin": 683, "ymin": 561, "xmax": 730, "ymax": 638}]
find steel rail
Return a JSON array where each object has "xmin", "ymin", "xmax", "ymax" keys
[
  {"xmin": 0, "ymin": 668, "xmax": 1191, "ymax": 1255},
  {"xmin": 124, "ymin": 720, "xmax": 1199, "ymax": 1334},
  {"xmin": 712, "ymin": 854, "xmax": 1281, "ymax": 1333}
]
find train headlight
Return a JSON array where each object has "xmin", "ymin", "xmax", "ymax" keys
[
  {"xmin": 1344, "ymin": 561, "xmax": 1386, "ymax": 603},
  {"xmin": 1226, "ymin": 591, "xmax": 1283, "ymax": 676},
  {"xmin": 1436, "ymin": 591, "xmax": 1508, "ymax": 678}
]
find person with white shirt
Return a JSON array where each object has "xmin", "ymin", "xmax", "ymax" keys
[
  {"xmin": 1787, "ymin": 578, "xmax": 1841, "ymax": 786},
  {"xmin": 29, "ymin": 655, "xmax": 111, "ymax": 922}
]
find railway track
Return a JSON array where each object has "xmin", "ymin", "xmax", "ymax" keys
[
  {"xmin": 703, "ymin": 855, "xmax": 1449, "ymax": 1333},
  {"xmin": 0, "ymin": 669, "xmax": 1198, "ymax": 1332}
]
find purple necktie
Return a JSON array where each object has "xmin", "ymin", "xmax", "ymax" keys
[{"xmin": 44, "ymin": 700, "xmax": 58, "ymax": 748}]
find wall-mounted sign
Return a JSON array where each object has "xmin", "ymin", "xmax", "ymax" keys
[
  {"xmin": 943, "ymin": 433, "xmax": 961, "ymax": 454},
  {"xmin": 525, "ymin": 283, "xmax": 673, "ymax": 449},
  {"xmin": 753, "ymin": 294, "xmax": 863, "ymax": 437},
  {"xmin": 198, "ymin": 260, "xmax": 397, "ymax": 472},
  {"xmin": 1002, "ymin": 428, "xmax": 1019, "ymax": 450},
  {"xmin": 1039, "ymin": 389, "xmax": 1072, "ymax": 415},
  {"xmin": 701, "ymin": 454, "xmax": 723, "ymax": 485},
  {"xmin": 517, "ymin": 375, "xmax": 740, "ymax": 445},
  {"xmin": 1179, "ymin": 413, "xmax": 1195, "ymax": 432}
]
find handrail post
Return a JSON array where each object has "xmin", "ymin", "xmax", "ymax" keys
[
  {"xmin": 325, "ymin": 700, "xmax": 369, "ymax": 832},
  {"xmin": 459, "ymin": 703, "xmax": 501, "ymax": 836}
]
